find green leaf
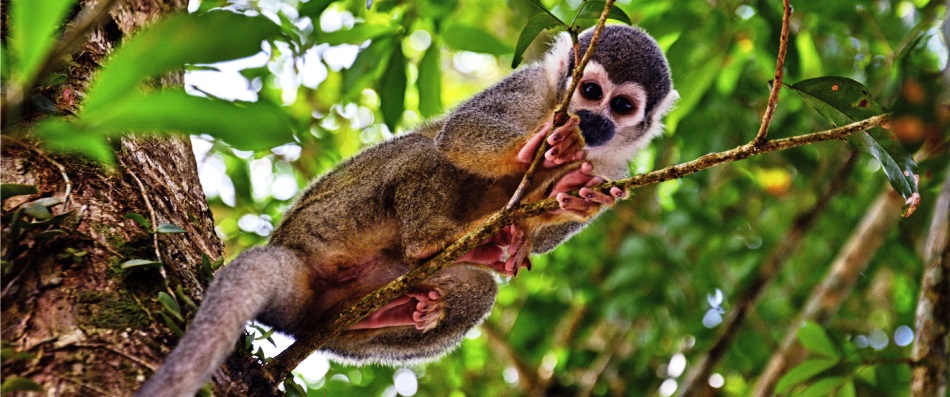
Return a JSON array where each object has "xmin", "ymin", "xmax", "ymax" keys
[
  {"xmin": 417, "ymin": 0, "xmax": 458, "ymax": 19},
  {"xmin": 521, "ymin": 0, "xmax": 558, "ymax": 19},
  {"xmin": 797, "ymin": 321, "xmax": 840, "ymax": 358},
  {"xmin": 298, "ymin": 0, "xmax": 335, "ymax": 20},
  {"xmin": 1, "ymin": 377, "xmax": 44, "ymax": 393},
  {"xmin": 513, "ymin": 13, "xmax": 564, "ymax": 68},
  {"xmin": 379, "ymin": 42, "xmax": 406, "ymax": 131},
  {"xmin": 156, "ymin": 311, "xmax": 184, "ymax": 337},
  {"xmin": 776, "ymin": 357, "xmax": 838, "ymax": 393},
  {"xmin": 417, "ymin": 39, "xmax": 443, "ymax": 118},
  {"xmin": 0, "ymin": 184, "xmax": 38, "ymax": 200},
  {"xmin": 835, "ymin": 381, "xmax": 856, "ymax": 397},
  {"xmin": 9, "ymin": 0, "xmax": 76, "ymax": 83},
  {"xmin": 442, "ymin": 23, "xmax": 513, "ymax": 55},
  {"xmin": 157, "ymin": 291, "xmax": 183, "ymax": 322},
  {"xmin": 799, "ymin": 376, "xmax": 849, "ymax": 397},
  {"xmin": 176, "ymin": 285, "xmax": 198, "ymax": 311},
  {"xmin": 83, "ymin": 10, "xmax": 280, "ymax": 113},
  {"xmin": 123, "ymin": 213, "xmax": 152, "ymax": 230},
  {"xmin": 788, "ymin": 77, "xmax": 918, "ymax": 201},
  {"xmin": 317, "ymin": 23, "xmax": 398, "ymax": 45},
  {"xmin": 21, "ymin": 202, "xmax": 52, "ymax": 221},
  {"xmin": 342, "ymin": 39, "xmax": 393, "ymax": 99},
  {"xmin": 120, "ymin": 259, "xmax": 163, "ymax": 269},
  {"xmin": 82, "ymin": 90, "xmax": 295, "ymax": 151},
  {"xmin": 156, "ymin": 223, "xmax": 186, "ymax": 234},
  {"xmin": 33, "ymin": 119, "xmax": 115, "ymax": 165},
  {"xmin": 283, "ymin": 377, "xmax": 308, "ymax": 397},
  {"xmin": 574, "ymin": 1, "xmax": 632, "ymax": 25}
]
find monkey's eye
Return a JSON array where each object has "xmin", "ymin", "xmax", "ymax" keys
[
  {"xmin": 580, "ymin": 82, "xmax": 603, "ymax": 100},
  {"xmin": 610, "ymin": 96, "xmax": 634, "ymax": 115}
]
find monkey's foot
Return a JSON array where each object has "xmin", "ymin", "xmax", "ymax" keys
[
  {"xmin": 349, "ymin": 288, "xmax": 445, "ymax": 332},
  {"xmin": 551, "ymin": 162, "xmax": 626, "ymax": 219},
  {"xmin": 458, "ymin": 224, "xmax": 531, "ymax": 277},
  {"xmin": 517, "ymin": 115, "xmax": 586, "ymax": 168}
]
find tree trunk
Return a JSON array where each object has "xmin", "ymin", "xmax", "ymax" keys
[{"xmin": 1, "ymin": 1, "xmax": 266, "ymax": 395}]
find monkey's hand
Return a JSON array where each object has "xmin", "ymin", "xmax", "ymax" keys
[
  {"xmin": 457, "ymin": 224, "xmax": 531, "ymax": 277},
  {"xmin": 350, "ymin": 288, "xmax": 446, "ymax": 333},
  {"xmin": 517, "ymin": 115, "xmax": 586, "ymax": 168},
  {"xmin": 551, "ymin": 162, "xmax": 627, "ymax": 220}
]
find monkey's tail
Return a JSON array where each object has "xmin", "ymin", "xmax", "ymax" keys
[{"xmin": 135, "ymin": 246, "xmax": 303, "ymax": 397}]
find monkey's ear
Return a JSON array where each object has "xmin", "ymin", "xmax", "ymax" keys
[
  {"xmin": 543, "ymin": 31, "xmax": 573, "ymax": 89},
  {"xmin": 652, "ymin": 88, "xmax": 679, "ymax": 122}
]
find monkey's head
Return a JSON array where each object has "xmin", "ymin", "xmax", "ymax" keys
[{"xmin": 544, "ymin": 25, "xmax": 678, "ymax": 164}]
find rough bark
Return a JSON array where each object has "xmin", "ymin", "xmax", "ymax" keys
[
  {"xmin": 910, "ymin": 166, "xmax": 950, "ymax": 397},
  {"xmin": 1, "ymin": 0, "xmax": 265, "ymax": 395}
]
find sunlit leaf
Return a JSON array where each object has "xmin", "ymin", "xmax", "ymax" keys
[
  {"xmin": 83, "ymin": 90, "xmax": 295, "ymax": 151},
  {"xmin": 574, "ymin": 1, "xmax": 632, "ymax": 25},
  {"xmin": 442, "ymin": 23, "xmax": 512, "ymax": 55},
  {"xmin": 83, "ymin": 10, "xmax": 280, "ymax": 113},
  {"xmin": 9, "ymin": 0, "xmax": 76, "ymax": 83},
  {"xmin": 33, "ymin": 119, "xmax": 115, "ymax": 165},
  {"xmin": 0, "ymin": 184, "xmax": 38, "ymax": 200},
  {"xmin": 417, "ymin": 0, "xmax": 458, "ymax": 19},
  {"xmin": 776, "ymin": 357, "xmax": 838, "ymax": 393},
  {"xmin": 513, "ymin": 13, "xmax": 564, "ymax": 68},
  {"xmin": 788, "ymin": 77, "xmax": 918, "ymax": 204},
  {"xmin": 835, "ymin": 380, "xmax": 856, "ymax": 397},
  {"xmin": 343, "ymin": 38, "xmax": 393, "ymax": 99},
  {"xmin": 298, "ymin": 0, "xmax": 335, "ymax": 20},
  {"xmin": 797, "ymin": 321, "xmax": 840, "ymax": 358},
  {"xmin": 417, "ymin": 39, "xmax": 443, "ymax": 118},
  {"xmin": 379, "ymin": 42, "xmax": 406, "ymax": 131},
  {"xmin": 521, "ymin": 0, "xmax": 556, "ymax": 17}
]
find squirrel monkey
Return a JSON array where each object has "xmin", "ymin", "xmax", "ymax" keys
[{"xmin": 137, "ymin": 25, "xmax": 676, "ymax": 396}]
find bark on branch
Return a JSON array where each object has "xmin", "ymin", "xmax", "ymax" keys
[{"xmin": 910, "ymin": 165, "xmax": 950, "ymax": 397}]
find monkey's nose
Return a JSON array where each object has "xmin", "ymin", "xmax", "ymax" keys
[{"xmin": 576, "ymin": 110, "xmax": 615, "ymax": 146}]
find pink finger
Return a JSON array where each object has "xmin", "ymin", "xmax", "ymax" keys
[
  {"xmin": 579, "ymin": 187, "xmax": 614, "ymax": 205},
  {"xmin": 517, "ymin": 127, "xmax": 550, "ymax": 164}
]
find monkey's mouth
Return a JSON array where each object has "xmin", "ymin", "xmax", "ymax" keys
[{"xmin": 576, "ymin": 110, "xmax": 615, "ymax": 146}]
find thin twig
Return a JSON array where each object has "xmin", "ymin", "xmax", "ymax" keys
[
  {"xmin": 117, "ymin": 156, "xmax": 167, "ymax": 282},
  {"xmin": 29, "ymin": 146, "xmax": 73, "ymax": 208},
  {"xmin": 752, "ymin": 0, "xmax": 791, "ymax": 146},
  {"xmin": 265, "ymin": 114, "xmax": 889, "ymax": 381},
  {"xmin": 506, "ymin": 0, "xmax": 616, "ymax": 209}
]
